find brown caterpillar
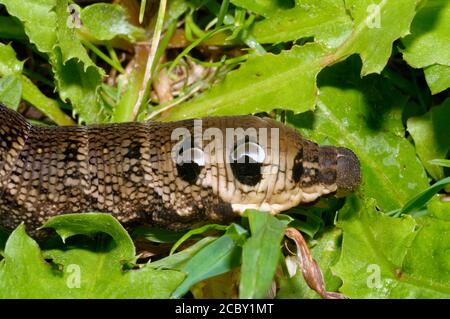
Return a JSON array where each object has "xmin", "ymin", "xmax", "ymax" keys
[{"xmin": 0, "ymin": 103, "xmax": 361, "ymax": 236}]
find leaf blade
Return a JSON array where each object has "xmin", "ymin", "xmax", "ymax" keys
[
  {"xmin": 333, "ymin": 196, "xmax": 450, "ymax": 298},
  {"xmin": 160, "ymin": 43, "xmax": 329, "ymax": 121},
  {"xmin": 0, "ymin": 215, "xmax": 185, "ymax": 298},
  {"xmin": 171, "ymin": 233, "xmax": 243, "ymax": 298},
  {"xmin": 239, "ymin": 210, "xmax": 285, "ymax": 298},
  {"xmin": 408, "ymin": 98, "xmax": 450, "ymax": 180},
  {"xmin": 335, "ymin": 0, "xmax": 421, "ymax": 75}
]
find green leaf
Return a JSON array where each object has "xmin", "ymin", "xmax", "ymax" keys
[
  {"xmin": 223, "ymin": 223, "xmax": 249, "ymax": 246},
  {"xmin": 230, "ymin": 0, "xmax": 294, "ymax": 17},
  {"xmin": 0, "ymin": 43, "xmax": 75, "ymax": 125},
  {"xmin": 335, "ymin": 0, "xmax": 420, "ymax": 75},
  {"xmin": 288, "ymin": 58, "xmax": 429, "ymax": 211},
  {"xmin": 424, "ymin": 64, "xmax": 450, "ymax": 94},
  {"xmin": 80, "ymin": 3, "xmax": 145, "ymax": 42},
  {"xmin": 164, "ymin": 0, "xmax": 192, "ymax": 26},
  {"xmin": 133, "ymin": 227, "xmax": 183, "ymax": 243},
  {"xmin": 408, "ymin": 98, "xmax": 450, "ymax": 180},
  {"xmin": 0, "ymin": 228, "xmax": 8, "ymax": 252},
  {"xmin": 0, "ymin": 0, "xmax": 104, "ymax": 123},
  {"xmin": 149, "ymin": 237, "xmax": 217, "ymax": 269},
  {"xmin": 402, "ymin": 0, "xmax": 450, "ymax": 68},
  {"xmin": 170, "ymin": 224, "xmax": 228, "ymax": 254},
  {"xmin": 277, "ymin": 228, "xmax": 343, "ymax": 298},
  {"xmin": 0, "ymin": 16, "xmax": 26, "ymax": 40},
  {"xmin": 251, "ymin": 0, "xmax": 353, "ymax": 48},
  {"xmin": 54, "ymin": 1, "xmax": 98, "ymax": 72},
  {"xmin": 0, "ymin": 43, "xmax": 24, "ymax": 75},
  {"xmin": 0, "ymin": 75, "xmax": 22, "ymax": 110},
  {"xmin": 239, "ymin": 210, "xmax": 286, "ymax": 298},
  {"xmin": 333, "ymin": 196, "xmax": 450, "ymax": 298},
  {"xmin": 0, "ymin": 0, "xmax": 57, "ymax": 53},
  {"xmin": 427, "ymin": 196, "xmax": 450, "ymax": 221},
  {"xmin": 287, "ymin": 210, "xmax": 325, "ymax": 238},
  {"xmin": 429, "ymin": 159, "xmax": 450, "ymax": 168},
  {"xmin": 275, "ymin": 214, "xmax": 294, "ymax": 227},
  {"xmin": 52, "ymin": 0, "xmax": 105, "ymax": 124},
  {"xmin": 161, "ymin": 43, "xmax": 329, "ymax": 120},
  {"xmin": 399, "ymin": 176, "xmax": 450, "ymax": 215},
  {"xmin": 19, "ymin": 75, "xmax": 76, "ymax": 125},
  {"xmin": 0, "ymin": 215, "xmax": 185, "ymax": 298},
  {"xmin": 171, "ymin": 233, "xmax": 244, "ymax": 298},
  {"xmin": 42, "ymin": 213, "xmax": 134, "ymax": 252},
  {"xmin": 401, "ymin": 0, "xmax": 450, "ymax": 94},
  {"xmin": 51, "ymin": 50, "xmax": 105, "ymax": 124}
]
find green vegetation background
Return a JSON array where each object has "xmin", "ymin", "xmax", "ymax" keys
[{"xmin": 0, "ymin": 0, "xmax": 449, "ymax": 298}]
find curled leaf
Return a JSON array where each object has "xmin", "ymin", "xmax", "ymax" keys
[{"xmin": 285, "ymin": 227, "xmax": 346, "ymax": 299}]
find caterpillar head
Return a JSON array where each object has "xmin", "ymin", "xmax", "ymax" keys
[{"xmin": 170, "ymin": 116, "xmax": 361, "ymax": 216}]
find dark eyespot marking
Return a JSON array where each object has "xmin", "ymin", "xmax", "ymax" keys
[
  {"xmin": 175, "ymin": 139, "xmax": 205, "ymax": 184},
  {"xmin": 126, "ymin": 142, "xmax": 142, "ymax": 159},
  {"xmin": 230, "ymin": 158, "xmax": 262, "ymax": 186},
  {"xmin": 292, "ymin": 148, "xmax": 303, "ymax": 183},
  {"xmin": 230, "ymin": 140, "xmax": 264, "ymax": 186}
]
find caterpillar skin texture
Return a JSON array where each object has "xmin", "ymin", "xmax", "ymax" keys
[{"xmin": 0, "ymin": 104, "xmax": 361, "ymax": 236}]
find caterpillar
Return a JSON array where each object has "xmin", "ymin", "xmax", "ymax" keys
[{"xmin": 0, "ymin": 104, "xmax": 361, "ymax": 236}]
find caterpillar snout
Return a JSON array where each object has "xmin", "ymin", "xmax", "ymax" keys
[
  {"xmin": 335, "ymin": 147, "xmax": 361, "ymax": 196},
  {"xmin": 316, "ymin": 145, "xmax": 361, "ymax": 197}
]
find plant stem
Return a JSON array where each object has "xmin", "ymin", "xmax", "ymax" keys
[
  {"xmin": 139, "ymin": 0, "xmax": 147, "ymax": 24},
  {"xmin": 82, "ymin": 40, "xmax": 124, "ymax": 73},
  {"xmin": 168, "ymin": 25, "xmax": 232, "ymax": 74},
  {"xmin": 130, "ymin": 0, "xmax": 168, "ymax": 122},
  {"xmin": 216, "ymin": 0, "xmax": 230, "ymax": 29}
]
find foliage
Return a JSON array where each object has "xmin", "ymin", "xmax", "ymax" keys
[
  {"xmin": 0, "ymin": 214, "xmax": 184, "ymax": 298},
  {"xmin": 0, "ymin": 0, "xmax": 449, "ymax": 299},
  {"xmin": 408, "ymin": 99, "xmax": 450, "ymax": 180},
  {"xmin": 333, "ymin": 196, "xmax": 450, "ymax": 298}
]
